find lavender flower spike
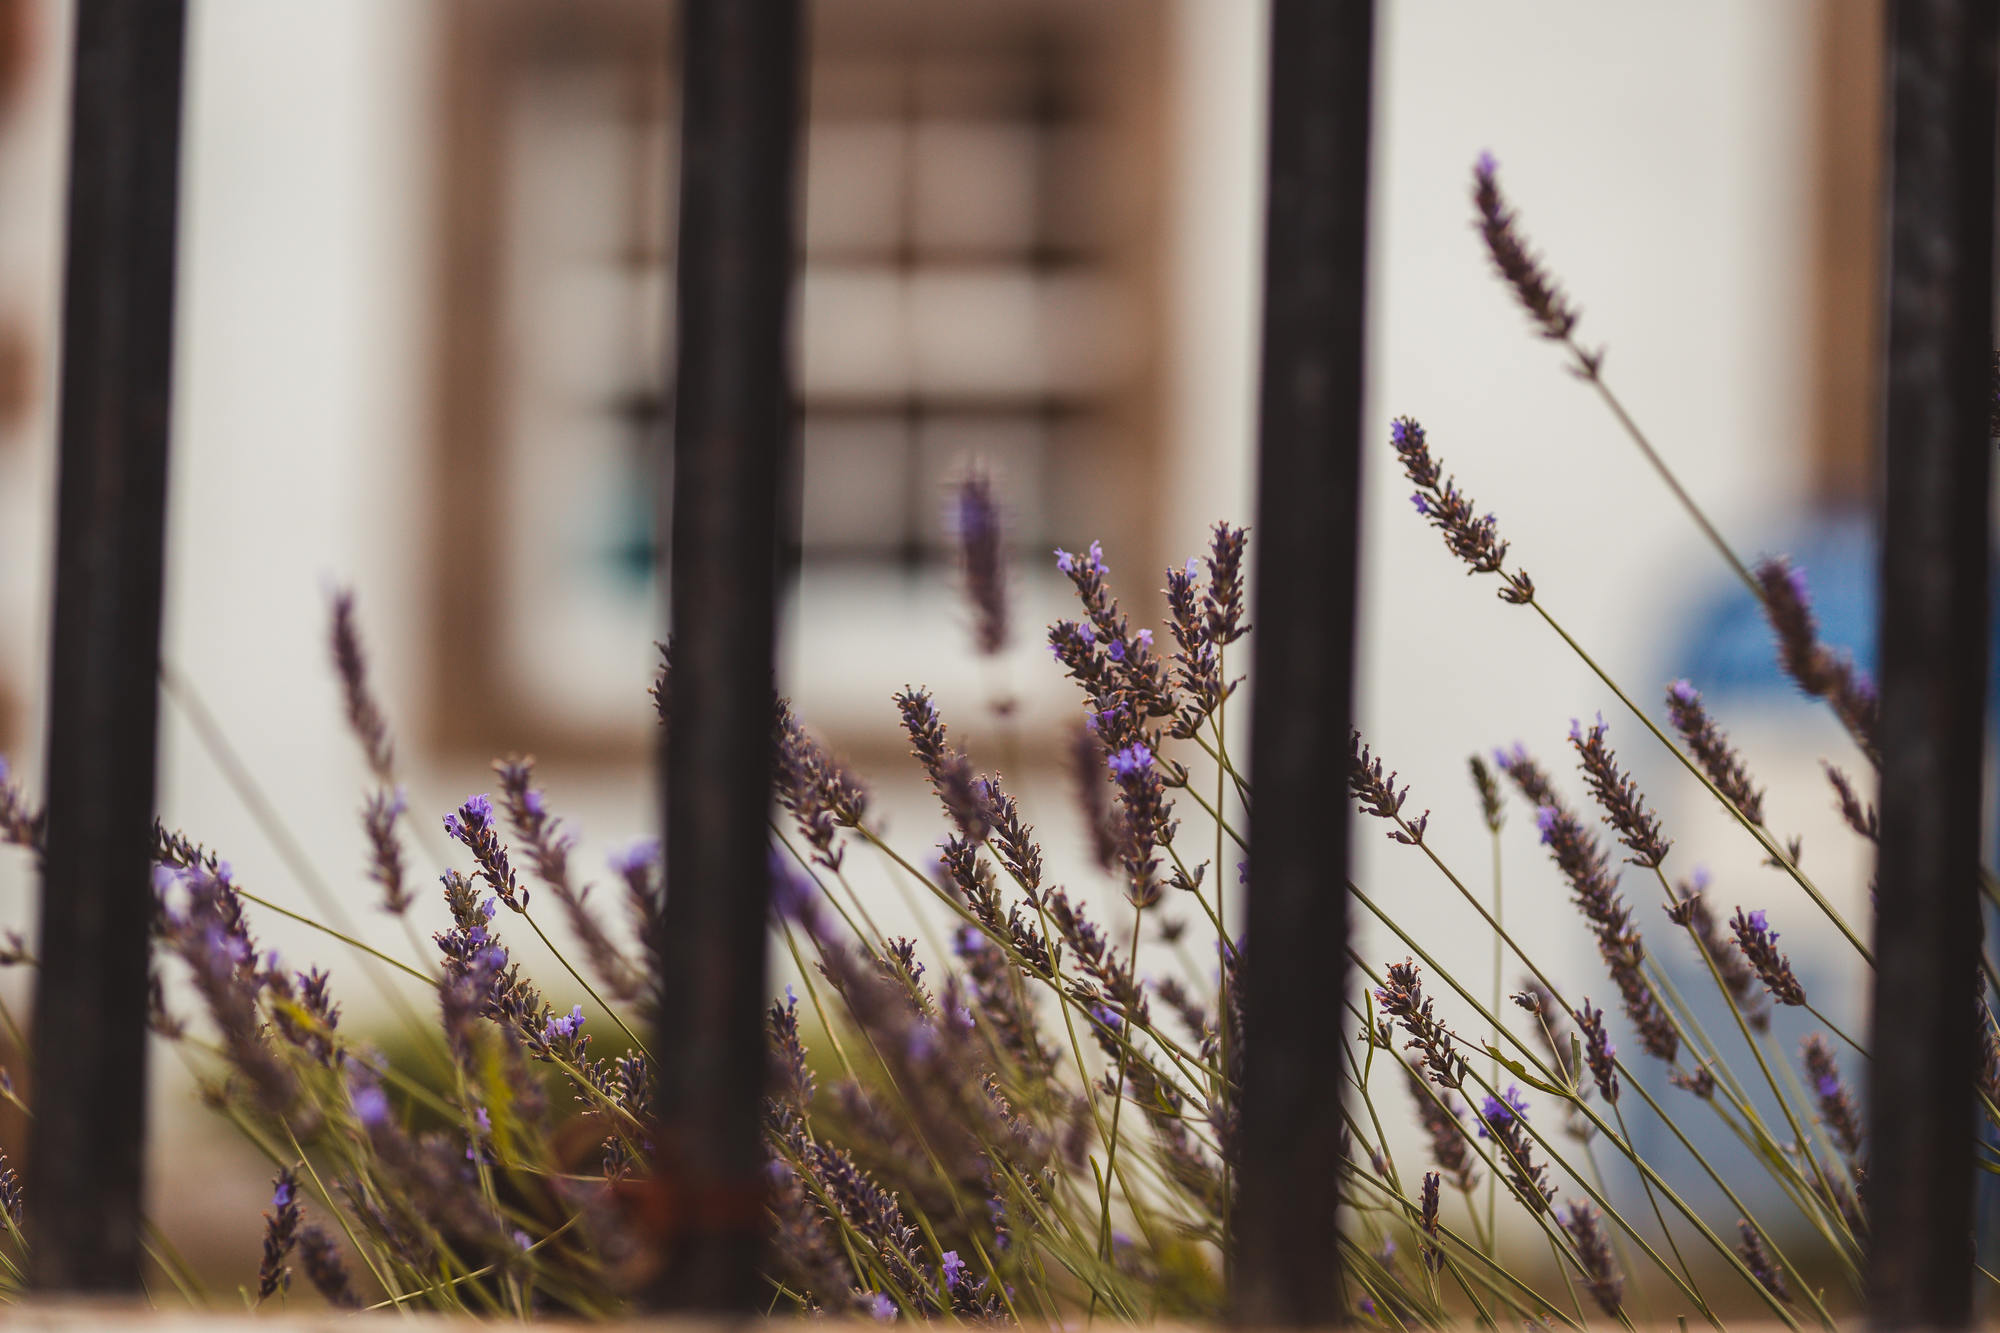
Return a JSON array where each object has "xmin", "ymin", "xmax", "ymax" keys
[
  {"xmin": 1561, "ymin": 1201, "xmax": 1624, "ymax": 1317},
  {"xmin": 1575, "ymin": 1000, "xmax": 1618, "ymax": 1104},
  {"xmin": 1418, "ymin": 1171, "xmax": 1444, "ymax": 1273},
  {"xmin": 1801, "ymin": 1033, "xmax": 1863, "ymax": 1158},
  {"xmin": 1472, "ymin": 154, "xmax": 1595, "ymax": 367},
  {"xmin": 1570, "ymin": 714, "xmax": 1671, "ymax": 868},
  {"xmin": 1349, "ymin": 730, "xmax": 1429, "ymax": 845},
  {"xmin": 298, "ymin": 1226, "xmax": 361, "ymax": 1308},
  {"xmin": 1754, "ymin": 556, "xmax": 1878, "ymax": 758},
  {"xmin": 1391, "ymin": 416, "xmax": 1534, "ymax": 604},
  {"xmin": 1664, "ymin": 679, "xmax": 1766, "ymax": 824},
  {"xmin": 1534, "ymin": 797, "xmax": 1679, "ymax": 1063},
  {"xmin": 951, "ymin": 470, "xmax": 1008, "ymax": 656},
  {"xmin": 445, "ymin": 792, "xmax": 529, "ymax": 911},
  {"xmin": 329, "ymin": 588, "xmax": 395, "ymax": 781},
  {"xmin": 362, "ymin": 785, "xmax": 411, "ymax": 914},
  {"xmin": 1471, "ymin": 1083, "xmax": 1554, "ymax": 1214},
  {"xmin": 1730, "ymin": 907, "xmax": 1807, "ymax": 1008},
  {"xmin": 1376, "ymin": 961, "xmax": 1465, "ymax": 1089},
  {"xmin": 1736, "ymin": 1220, "xmax": 1792, "ymax": 1304},
  {"xmin": 258, "ymin": 1166, "xmax": 303, "ymax": 1300},
  {"xmin": 1404, "ymin": 1061, "xmax": 1478, "ymax": 1191}
]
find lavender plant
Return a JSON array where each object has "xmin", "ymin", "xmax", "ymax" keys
[{"xmin": 0, "ymin": 152, "xmax": 1951, "ymax": 1325}]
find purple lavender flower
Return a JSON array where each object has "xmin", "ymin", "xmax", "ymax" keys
[
  {"xmin": 297, "ymin": 1227, "xmax": 359, "ymax": 1309},
  {"xmin": 1665, "ymin": 873, "xmax": 1772, "ymax": 1032},
  {"xmin": 1730, "ymin": 906, "xmax": 1806, "ymax": 1007},
  {"xmin": 869, "ymin": 1293, "xmax": 898, "ymax": 1321},
  {"xmin": 351, "ymin": 1082, "xmax": 390, "ymax": 1128},
  {"xmin": 445, "ymin": 793, "xmax": 528, "ymax": 911},
  {"xmin": 1474, "ymin": 1084, "xmax": 1531, "ymax": 1137},
  {"xmin": 258, "ymin": 1166, "xmax": 302, "ymax": 1300},
  {"xmin": 1392, "ymin": 416, "xmax": 1534, "ymax": 603},
  {"xmin": 1823, "ymin": 762, "xmax": 1878, "ymax": 842},
  {"xmin": 1736, "ymin": 1220, "xmax": 1792, "ymax": 1304},
  {"xmin": 1570, "ymin": 714, "xmax": 1672, "ymax": 868},
  {"xmin": 894, "ymin": 688, "xmax": 992, "ymax": 842},
  {"xmin": 1106, "ymin": 743, "xmax": 1152, "ymax": 779},
  {"xmin": 1664, "ymin": 679, "xmax": 1767, "ymax": 825},
  {"xmin": 1755, "ymin": 557, "xmax": 1878, "ymax": 757},
  {"xmin": 496, "ymin": 756, "xmax": 642, "ymax": 1003},
  {"xmin": 609, "ymin": 837, "xmax": 660, "ymax": 878},
  {"xmin": 1532, "ymin": 795, "xmax": 1678, "ymax": 1063},
  {"xmin": 1405, "ymin": 1064, "xmax": 1478, "ymax": 1191},
  {"xmin": 1419, "ymin": 1171, "xmax": 1444, "ymax": 1272},
  {"xmin": 362, "ymin": 785, "xmax": 411, "ymax": 914},
  {"xmin": 542, "ymin": 1004, "xmax": 585, "ymax": 1043},
  {"xmin": 1204, "ymin": 523, "xmax": 1249, "ymax": 645},
  {"xmin": 1349, "ymin": 731, "xmax": 1430, "ymax": 845},
  {"xmin": 329, "ymin": 589, "xmax": 396, "ymax": 780},
  {"xmin": 1378, "ymin": 961, "xmax": 1465, "ymax": 1088},
  {"xmin": 1472, "ymin": 154, "xmax": 1592, "ymax": 361},
  {"xmin": 1561, "ymin": 1200, "xmax": 1624, "ymax": 1316},
  {"xmin": 1576, "ymin": 1000, "xmax": 1618, "ymax": 1103},
  {"xmin": 952, "ymin": 471, "xmax": 1008, "ymax": 656},
  {"xmin": 1801, "ymin": 1033, "xmax": 1862, "ymax": 1157}
]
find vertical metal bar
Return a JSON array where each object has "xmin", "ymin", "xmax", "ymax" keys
[
  {"xmin": 651, "ymin": 0, "xmax": 803, "ymax": 1310},
  {"xmin": 26, "ymin": 0, "xmax": 187, "ymax": 1294},
  {"xmin": 1235, "ymin": 0, "xmax": 1373, "ymax": 1323},
  {"xmin": 1868, "ymin": 0, "xmax": 1996, "ymax": 1324}
]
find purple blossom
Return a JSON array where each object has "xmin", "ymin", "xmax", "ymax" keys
[
  {"xmin": 543, "ymin": 1005, "xmax": 585, "ymax": 1042},
  {"xmin": 608, "ymin": 836, "xmax": 660, "ymax": 878},
  {"xmin": 869, "ymin": 1293, "xmax": 898, "ymax": 1321},
  {"xmin": 1475, "ymin": 1084, "xmax": 1531, "ymax": 1138},
  {"xmin": 272, "ymin": 1179, "xmax": 295, "ymax": 1210},
  {"xmin": 941, "ymin": 1250, "xmax": 966, "ymax": 1287},
  {"xmin": 1411, "ymin": 493, "xmax": 1430, "ymax": 515},
  {"xmin": 351, "ymin": 1084, "xmax": 389, "ymax": 1128},
  {"xmin": 1534, "ymin": 805, "xmax": 1558, "ymax": 844},
  {"xmin": 1106, "ymin": 743, "xmax": 1152, "ymax": 779}
]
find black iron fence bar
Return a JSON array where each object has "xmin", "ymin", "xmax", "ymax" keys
[
  {"xmin": 651, "ymin": 0, "xmax": 804, "ymax": 1310},
  {"xmin": 1867, "ymin": 0, "xmax": 1997, "ymax": 1324},
  {"xmin": 1236, "ymin": 0, "xmax": 1375, "ymax": 1322},
  {"xmin": 26, "ymin": 0, "xmax": 188, "ymax": 1294}
]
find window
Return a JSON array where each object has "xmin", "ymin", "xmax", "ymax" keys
[{"xmin": 430, "ymin": 0, "xmax": 1166, "ymax": 760}]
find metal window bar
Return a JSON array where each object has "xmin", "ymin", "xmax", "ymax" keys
[
  {"xmin": 1867, "ymin": 0, "xmax": 1998, "ymax": 1325},
  {"xmin": 1235, "ymin": 0, "xmax": 1375, "ymax": 1322},
  {"xmin": 26, "ymin": 0, "xmax": 188, "ymax": 1294},
  {"xmin": 650, "ymin": 0, "xmax": 805, "ymax": 1310}
]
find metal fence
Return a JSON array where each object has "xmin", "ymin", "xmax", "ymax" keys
[{"xmin": 18, "ymin": 0, "xmax": 1997, "ymax": 1323}]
